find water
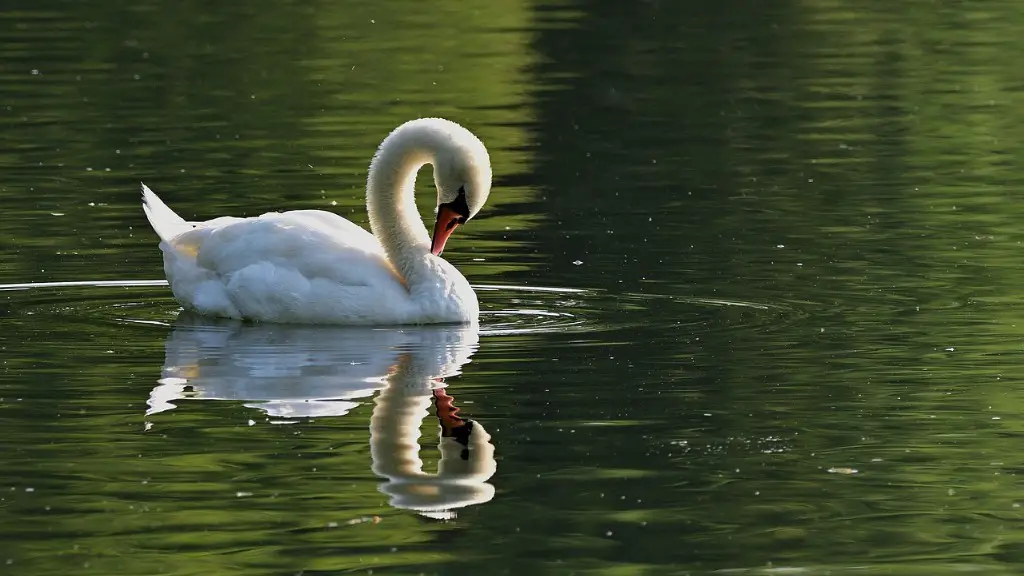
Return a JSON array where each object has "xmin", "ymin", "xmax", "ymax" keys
[{"xmin": 3, "ymin": 0, "xmax": 1024, "ymax": 573}]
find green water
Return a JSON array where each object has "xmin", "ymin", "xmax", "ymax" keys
[{"xmin": 3, "ymin": 0, "xmax": 1024, "ymax": 574}]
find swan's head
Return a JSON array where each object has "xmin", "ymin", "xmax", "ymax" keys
[{"xmin": 429, "ymin": 121, "xmax": 492, "ymax": 256}]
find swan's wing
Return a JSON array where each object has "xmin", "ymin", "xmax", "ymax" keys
[
  {"xmin": 170, "ymin": 209, "xmax": 402, "ymax": 288},
  {"xmin": 159, "ymin": 210, "xmax": 417, "ymax": 323}
]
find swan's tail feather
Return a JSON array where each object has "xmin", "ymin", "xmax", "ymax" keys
[{"xmin": 142, "ymin": 183, "xmax": 190, "ymax": 243}]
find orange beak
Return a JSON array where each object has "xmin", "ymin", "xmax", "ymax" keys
[{"xmin": 431, "ymin": 204, "xmax": 463, "ymax": 256}]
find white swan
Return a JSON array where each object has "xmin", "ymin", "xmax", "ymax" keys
[{"xmin": 142, "ymin": 117, "xmax": 492, "ymax": 325}]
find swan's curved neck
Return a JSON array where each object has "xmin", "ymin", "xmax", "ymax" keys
[{"xmin": 366, "ymin": 127, "xmax": 443, "ymax": 283}]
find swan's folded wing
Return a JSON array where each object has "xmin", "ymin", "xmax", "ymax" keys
[{"xmin": 171, "ymin": 209, "xmax": 406, "ymax": 289}]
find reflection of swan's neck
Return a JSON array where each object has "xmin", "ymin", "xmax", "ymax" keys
[
  {"xmin": 369, "ymin": 376, "xmax": 433, "ymax": 481},
  {"xmin": 366, "ymin": 122, "xmax": 449, "ymax": 285},
  {"xmin": 369, "ymin": 361, "xmax": 496, "ymax": 518}
]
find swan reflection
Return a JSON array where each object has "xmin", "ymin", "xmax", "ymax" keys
[{"xmin": 149, "ymin": 314, "xmax": 496, "ymax": 518}]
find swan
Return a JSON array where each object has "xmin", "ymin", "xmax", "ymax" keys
[{"xmin": 142, "ymin": 117, "xmax": 492, "ymax": 325}]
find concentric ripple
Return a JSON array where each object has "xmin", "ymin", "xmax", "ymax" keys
[
  {"xmin": 0, "ymin": 279, "xmax": 792, "ymax": 337},
  {"xmin": 0, "ymin": 279, "xmax": 592, "ymax": 335}
]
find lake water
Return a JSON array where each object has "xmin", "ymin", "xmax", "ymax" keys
[{"xmin": 3, "ymin": 0, "xmax": 1024, "ymax": 574}]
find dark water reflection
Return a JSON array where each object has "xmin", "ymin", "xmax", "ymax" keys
[{"xmin": 3, "ymin": 0, "xmax": 1024, "ymax": 574}]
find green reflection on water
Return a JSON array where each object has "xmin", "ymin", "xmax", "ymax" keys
[{"xmin": 0, "ymin": 0, "xmax": 539, "ymax": 286}]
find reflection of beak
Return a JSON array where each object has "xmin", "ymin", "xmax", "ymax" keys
[
  {"xmin": 431, "ymin": 204, "xmax": 463, "ymax": 256},
  {"xmin": 433, "ymin": 388, "xmax": 466, "ymax": 435}
]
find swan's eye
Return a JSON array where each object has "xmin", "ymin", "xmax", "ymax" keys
[{"xmin": 440, "ymin": 186, "xmax": 471, "ymax": 222}]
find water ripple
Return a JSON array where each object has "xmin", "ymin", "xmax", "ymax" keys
[{"xmin": 0, "ymin": 279, "xmax": 792, "ymax": 338}]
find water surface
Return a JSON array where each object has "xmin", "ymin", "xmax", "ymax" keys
[{"xmin": 3, "ymin": 0, "xmax": 1024, "ymax": 574}]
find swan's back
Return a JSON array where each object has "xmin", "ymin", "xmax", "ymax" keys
[{"xmin": 142, "ymin": 185, "xmax": 432, "ymax": 324}]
